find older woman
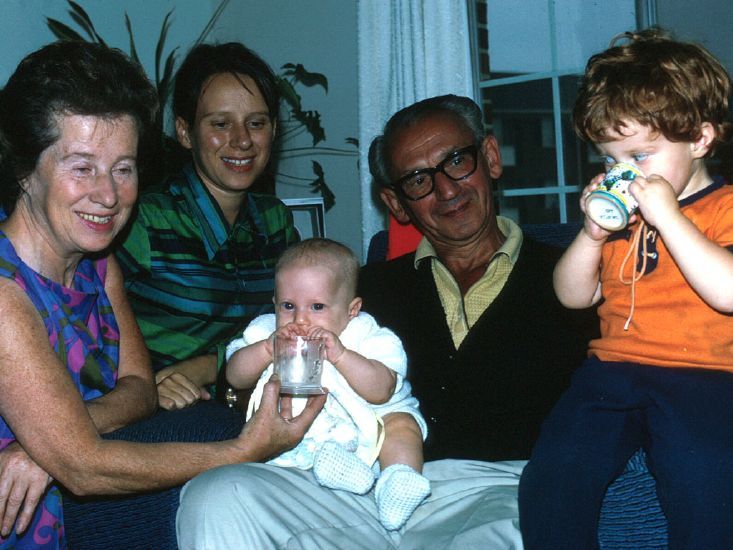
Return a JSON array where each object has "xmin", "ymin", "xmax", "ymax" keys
[
  {"xmin": 0, "ymin": 41, "xmax": 322, "ymax": 549},
  {"xmin": 116, "ymin": 42, "xmax": 299, "ymax": 410}
]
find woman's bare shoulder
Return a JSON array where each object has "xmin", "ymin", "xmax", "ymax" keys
[{"xmin": 0, "ymin": 277, "xmax": 47, "ymax": 346}]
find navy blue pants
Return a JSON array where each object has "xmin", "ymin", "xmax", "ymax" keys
[{"xmin": 519, "ymin": 357, "xmax": 733, "ymax": 550}]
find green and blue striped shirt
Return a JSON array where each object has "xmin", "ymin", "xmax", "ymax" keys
[{"xmin": 116, "ymin": 164, "xmax": 298, "ymax": 373}]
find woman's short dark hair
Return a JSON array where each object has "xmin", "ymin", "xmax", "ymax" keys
[
  {"xmin": 172, "ymin": 42, "xmax": 280, "ymax": 130},
  {"xmin": 0, "ymin": 40, "xmax": 158, "ymax": 213},
  {"xmin": 368, "ymin": 94, "xmax": 486, "ymax": 188}
]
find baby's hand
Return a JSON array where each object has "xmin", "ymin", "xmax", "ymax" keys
[
  {"xmin": 580, "ymin": 174, "xmax": 613, "ymax": 241},
  {"xmin": 263, "ymin": 331, "xmax": 276, "ymax": 358},
  {"xmin": 305, "ymin": 326, "xmax": 346, "ymax": 365},
  {"xmin": 275, "ymin": 322, "xmax": 308, "ymax": 339},
  {"xmin": 270, "ymin": 323, "xmax": 306, "ymax": 356},
  {"xmin": 629, "ymin": 174, "xmax": 679, "ymax": 228}
]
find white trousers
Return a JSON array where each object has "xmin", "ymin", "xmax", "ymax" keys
[{"xmin": 176, "ymin": 459, "xmax": 525, "ymax": 549}]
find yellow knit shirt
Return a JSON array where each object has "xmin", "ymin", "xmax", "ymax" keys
[{"xmin": 414, "ymin": 217, "xmax": 522, "ymax": 348}]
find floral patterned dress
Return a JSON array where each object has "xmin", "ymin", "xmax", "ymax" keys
[{"xmin": 0, "ymin": 230, "xmax": 120, "ymax": 549}]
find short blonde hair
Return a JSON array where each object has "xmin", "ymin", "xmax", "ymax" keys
[{"xmin": 276, "ymin": 238, "xmax": 360, "ymax": 299}]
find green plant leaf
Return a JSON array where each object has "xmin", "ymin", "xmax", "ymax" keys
[
  {"xmin": 295, "ymin": 110, "xmax": 326, "ymax": 146},
  {"xmin": 194, "ymin": 0, "xmax": 231, "ymax": 46},
  {"xmin": 277, "ymin": 77, "xmax": 303, "ymax": 113},
  {"xmin": 154, "ymin": 10, "xmax": 174, "ymax": 87},
  {"xmin": 281, "ymin": 63, "xmax": 328, "ymax": 92},
  {"xmin": 46, "ymin": 18, "xmax": 86, "ymax": 42},
  {"xmin": 43, "ymin": 0, "xmax": 353, "ymax": 206},
  {"xmin": 68, "ymin": 0, "xmax": 106, "ymax": 44},
  {"xmin": 124, "ymin": 13, "xmax": 140, "ymax": 65},
  {"xmin": 310, "ymin": 161, "xmax": 335, "ymax": 210},
  {"xmin": 157, "ymin": 49, "xmax": 178, "ymax": 109}
]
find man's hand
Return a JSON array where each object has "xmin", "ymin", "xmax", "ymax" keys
[
  {"xmin": 236, "ymin": 375, "xmax": 326, "ymax": 462},
  {"xmin": 0, "ymin": 442, "xmax": 52, "ymax": 537},
  {"xmin": 155, "ymin": 369, "xmax": 211, "ymax": 410}
]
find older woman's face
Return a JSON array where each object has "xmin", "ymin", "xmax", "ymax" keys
[
  {"xmin": 24, "ymin": 114, "xmax": 138, "ymax": 255},
  {"xmin": 175, "ymin": 72, "xmax": 275, "ymax": 203}
]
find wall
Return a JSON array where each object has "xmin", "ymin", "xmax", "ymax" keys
[
  {"xmin": 217, "ymin": 1, "xmax": 360, "ymax": 257},
  {"xmin": 1, "ymin": 0, "xmax": 361, "ymax": 259}
]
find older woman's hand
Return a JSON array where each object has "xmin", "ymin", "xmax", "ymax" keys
[
  {"xmin": 236, "ymin": 375, "xmax": 326, "ymax": 462},
  {"xmin": 0, "ymin": 442, "xmax": 52, "ymax": 537}
]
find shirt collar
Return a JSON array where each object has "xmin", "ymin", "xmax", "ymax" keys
[
  {"xmin": 172, "ymin": 163, "xmax": 263, "ymax": 260},
  {"xmin": 413, "ymin": 215, "xmax": 523, "ymax": 269}
]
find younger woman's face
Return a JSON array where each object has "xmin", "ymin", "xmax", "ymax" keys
[{"xmin": 176, "ymin": 72, "xmax": 275, "ymax": 204}]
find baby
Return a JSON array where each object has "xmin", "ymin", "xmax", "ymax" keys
[{"xmin": 226, "ymin": 237, "xmax": 430, "ymax": 530}]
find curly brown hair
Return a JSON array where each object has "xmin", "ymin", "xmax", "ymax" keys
[{"xmin": 573, "ymin": 28, "xmax": 732, "ymax": 156}]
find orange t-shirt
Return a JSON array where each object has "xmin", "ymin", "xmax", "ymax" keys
[{"xmin": 589, "ymin": 182, "xmax": 733, "ymax": 371}]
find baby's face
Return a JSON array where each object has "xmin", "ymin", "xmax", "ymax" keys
[{"xmin": 274, "ymin": 263, "xmax": 358, "ymax": 335}]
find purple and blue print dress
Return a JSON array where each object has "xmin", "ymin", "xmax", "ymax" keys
[{"xmin": 0, "ymin": 230, "xmax": 119, "ymax": 549}]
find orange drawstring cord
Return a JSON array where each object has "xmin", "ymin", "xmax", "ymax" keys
[{"xmin": 618, "ymin": 221, "xmax": 656, "ymax": 331}]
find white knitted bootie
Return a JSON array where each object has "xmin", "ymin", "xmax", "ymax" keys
[
  {"xmin": 312, "ymin": 441, "xmax": 375, "ymax": 494},
  {"xmin": 375, "ymin": 464, "xmax": 431, "ymax": 531}
]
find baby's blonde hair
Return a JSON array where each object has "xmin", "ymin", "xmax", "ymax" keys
[{"xmin": 275, "ymin": 238, "xmax": 360, "ymax": 299}]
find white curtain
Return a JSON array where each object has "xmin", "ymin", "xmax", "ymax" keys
[{"xmin": 357, "ymin": 0, "xmax": 476, "ymax": 258}]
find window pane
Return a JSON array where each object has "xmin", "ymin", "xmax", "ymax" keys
[
  {"xmin": 559, "ymin": 75, "xmax": 603, "ymax": 189},
  {"xmin": 565, "ymin": 190, "xmax": 582, "ymax": 223},
  {"xmin": 496, "ymin": 193, "xmax": 559, "ymax": 225},
  {"xmin": 488, "ymin": 0, "xmax": 551, "ymax": 76},
  {"xmin": 486, "ymin": 0, "xmax": 636, "ymax": 76},
  {"xmin": 553, "ymin": 0, "xmax": 637, "ymax": 72},
  {"xmin": 496, "ymin": 190, "xmax": 583, "ymax": 225},
  {"xmin": 482, "ymin": 79, "xmax": 556, "ymax": 192}
]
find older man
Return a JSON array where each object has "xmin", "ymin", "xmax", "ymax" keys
[
  {"xmin": 177, "ymin": 95, "xmax": 594, "ymax": 549},
  {"xmin": 360, "ymin": 94, "xmax": 596, "ymax": 461}
]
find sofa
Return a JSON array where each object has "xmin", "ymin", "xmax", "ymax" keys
[{"xmin": 61, "ymin": 223, "xmax": 668, "ymax": 549}]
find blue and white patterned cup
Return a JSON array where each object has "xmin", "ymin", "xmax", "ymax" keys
[{"xmin": 586, "ymin": 162, "xmax": 643, "ymax": 231}]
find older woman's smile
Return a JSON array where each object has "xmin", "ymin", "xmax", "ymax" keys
[{"xmin": 20, "ymin": 113, "xmax": 138, "ymax": 259}]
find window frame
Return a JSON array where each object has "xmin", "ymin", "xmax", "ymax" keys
[{"xmin": 467, "ymin": 0, "xmax": 654, "ymax": 224}]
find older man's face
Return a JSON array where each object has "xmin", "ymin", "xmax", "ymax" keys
[{"xmin": 382, "ymin": 111, "xmax": 502, "ymax": 249}]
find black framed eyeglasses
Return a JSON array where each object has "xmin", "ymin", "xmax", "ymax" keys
[{"xmin": 390, "ymin": 144, "xmax": 479, "ymax": 201}]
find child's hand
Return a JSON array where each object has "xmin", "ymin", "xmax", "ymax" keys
[
  {"xmin": 262, "ymin": 331, "xmax": 276, "ymax": 359},
  {"xmin": 275, "ymin": 322, "xmax": 308, "ymax": 339},
  {"xmin": 629, "ymin": 174, "xmax": 680, "ymax": 228},
  {"xmin": 305, "ymin": 326, "xmax": 346, "ymax": 365},
  {"xmin": 580, "ymin": 175, "xmax": 613, "ymax": 242}
]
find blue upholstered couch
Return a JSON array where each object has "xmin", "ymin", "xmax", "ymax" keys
[{"xmin": 61, "ymin": 223, "xmax": 668, "ymax": 549}]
